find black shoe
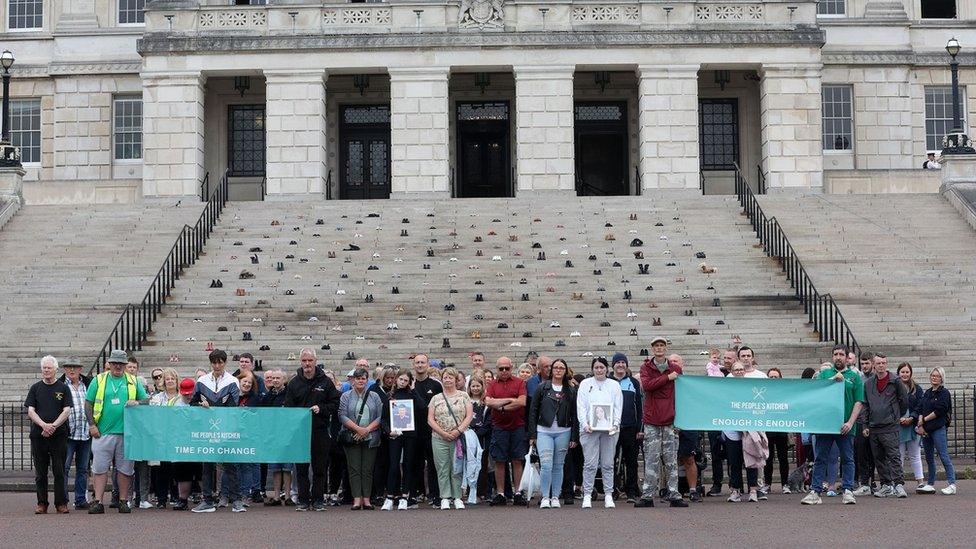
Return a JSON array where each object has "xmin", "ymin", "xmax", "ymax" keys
[
  {"xmin": 513, "ymin": 492, "xmax": 528, "ymax": 507},
  {"xmin": 118, "ymin": 500, "xmax": 131, "ymax": 514},
  {"xmin": 563, "ymin": 497, "xmax": 575, "ymax": 506},
  {"xmin": 172, "ymin": 499, "xmax": 188, "ymax": 511},
  {"xmin": 88, "ymin": 502, "xmax": 105, "ymax": 514},
  {"xmin": 74, "ymin": 502, "xmax": 90, "ymax": 510},
  {"xmin": 670, "ymin": 498, "xmax": 689, "ymax": 508},
  {"xmin": 634, "ymin": 498, "xmax": 655, "ymax": 508},
  {"xmin": 312, "ymin": 501, "xmax": 327, "ymax": 512},
  {"xmin": 706, "ymin": 486, "xmax": 722, "ymax": 497},
  {"xmin": 489, "ymin": 494, "xmax": 507, "ymax": 507},
  {"xmin": 156, "ymin": 501, "xmax": 167, "ymax": 509},
  {"xmin": 689, "ymin": 491, "xmax": 702, "ymax": 503},
  {"xmin": 295, "ymin": 504, "xmax": 310, "ymax": 512}
]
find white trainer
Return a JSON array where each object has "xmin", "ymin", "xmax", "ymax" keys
[
  {"xmin": 381, "ymin": 498, "xmax": 394, "ymax": 511},
  {"xmin": 550, "ymin": 498, "xmax": 561, "ymax": 508},
  {"xmin": 604, "ymin": 495, "xmax": 616, "ymax": 508},
  {"xmin": 941, "ymin": 484, "xmax": 957, "ymax": 495},
  {"xmin": 539, "ymin": 498, "xmax": 551, "ymax": 509},
  {"xmin": 454, "ymin": 498, "xmax": 465, "ymax": 509},
  {"xmin": 440, "ymin": 499, "xmax": 451, "ymax": 510},
  {"xmin": 397, "ymin": 498, "xmax": 408, "ymax": 511},
  {"xmin": 581, "ymin": 495, "xmax": 592, "ymax": 509}
]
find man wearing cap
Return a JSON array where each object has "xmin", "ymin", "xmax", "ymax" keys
[
  {"xmin": 611, "ymin": 352, "xmax": 643, "ymax": 502},
  {"xmin": 59, "ymin": 357, "xmax": 92, "ymax": 510},
  {"xmin": 25, "ymin": 356, "xmax": 72, "ymax": 514},
  {"xmin": 191, "ymin": 349, "xmax": 244, "ymax": 513},
  {"xmin": 636, "ymin": 337, "xmax": 688, "ymax": 508},
  {"xmin": 84, "ymin": 349, "xmax": 148, "ymax": 514}
]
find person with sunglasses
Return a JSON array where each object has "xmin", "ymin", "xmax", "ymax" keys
[{"xmin": 485, "ymin": 356, "xmax": 529, "ymax": 506}]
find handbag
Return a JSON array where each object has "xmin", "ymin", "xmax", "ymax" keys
[
  {"xmin": 442, "ymin": 393, "xmax": 468, "ymax": 460},
  {"xmin": 339, "ymin": 392, "xmax": 370, "ymax": 445}
]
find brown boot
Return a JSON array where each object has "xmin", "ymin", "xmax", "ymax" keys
[
  {"xmin": 35, "ymin": 503, "xmax": 48, "ymax": 514},
  {"xmin": 55, "ymin": 504, "xmax": 69, "ymax": 514}
]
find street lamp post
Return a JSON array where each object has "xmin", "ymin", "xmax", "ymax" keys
[
  {"xmin": 942, "ymin": 38, "xmax": 975, "ymax": 155},
  {"xmin": 1, "ymin": 49, "xmax": 22, "ymax": 168}
]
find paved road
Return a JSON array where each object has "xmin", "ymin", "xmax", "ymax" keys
[{"xmin": 2, "ymin": 484, "xmax": 974, "ymax": 548}]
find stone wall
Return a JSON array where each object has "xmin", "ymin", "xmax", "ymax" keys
[
  {"xmin": 637, "ymin": 65, "xmax": 701, "ymax": 190},
  {"xmin": 265, "ymin": 69, "xmax": 327, "ymax": 197},
  {"xmin": 389, "ymin": 68, "xmax": 450, "ymax": 197},
  {"xmin": 760, "ymin": 64, "xmax": 823, "ymax": 190},
  {"xmin": 514, "ymin": 66, "xmax": 575, "ymax": 194},
  {"xmin": 142, "ymin": 72, "xmax": 205, "ymax": 197}
]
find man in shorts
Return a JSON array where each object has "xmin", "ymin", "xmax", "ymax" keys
[
  {"xmin": 670, "ymin": 354, "xmax": 701, "ymax": 502},
  {"xmin": 85, "ymin": 349, "xmax": 148, "ymax": 514},
  {"xmin": 485, "ymin": 356, "xmax": 528, "ymax": 506}
]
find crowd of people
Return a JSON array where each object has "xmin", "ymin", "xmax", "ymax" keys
[{"xmin": 24, "ymin": 338, "xmax": 959, "ymax": 514}]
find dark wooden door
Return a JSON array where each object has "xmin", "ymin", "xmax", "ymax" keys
[
  {"xmin": 339, "ymin": 105, "xmax": 391, "ymax": 200},
  {"xmin": 574, "ymin": 102, "xmax": 628, "ymax": 196},
  {"xmin": 456, "ymin": 101, "xmax": 511, "ymax": 198}
]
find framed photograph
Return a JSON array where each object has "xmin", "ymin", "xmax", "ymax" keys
[
  {"xmin": 390, "ymin": 399, "xmax": 415, "ymax": 432},
  {"xmin": 589, "ymin": 403, "xmax": 613, "ymax": 432}
]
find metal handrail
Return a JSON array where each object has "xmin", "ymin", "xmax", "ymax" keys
[
  {"xmin": 199, "ymin": 171, "xmax": 210, "ymax": 202},
  {"xmin": 756, "ymin": 164, "xmax": 767, "ymax": 195},
  {"xmin": 89, "ymin": 169, "xmax": 231, "ymax": 376},
  {"xmin": 326, "ymin": 169, "xmax": 333, "ymax": 200},
  {"xmin": 699, "ymin": 170, "xmax": 705, "ymax": 194},
  {"xmin": 260, "ymin": 176, "xmax": 266, "ymax": 201},
  {"xmin": 732, "ymin": 162, "xmax": 860, "ymax": 356},
  {"xmin": 634, "ymin": 166, "xmax": 641, "ymax": 196}
]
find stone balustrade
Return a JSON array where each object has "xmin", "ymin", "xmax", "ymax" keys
[{"xmin": 146, "ymin": 1, "xmax": 818, "ymax": 36}]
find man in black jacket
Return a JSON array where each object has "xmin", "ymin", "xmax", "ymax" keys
[
  {"xmin": 861, "ymin": 354, "xmax": 908, "ymax": 499},
  {"xmin": 283, "ymin": 349, "xmax": 340, "ymax": 511},
  {"xmin": 611, "ymin": 352, "xmax": 644, "ymax": 502}
]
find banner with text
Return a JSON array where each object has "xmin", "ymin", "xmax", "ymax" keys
[
  {"xmin": 124, "ymin": 407, "xmax": 311, "ymax": 463},
  {"xmin": 675, "ymin": 376, "xmax": 844, "ymax": 434}
]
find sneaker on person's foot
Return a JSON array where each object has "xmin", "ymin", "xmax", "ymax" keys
[
  {"xmin": 550, "ymin": 498, "xmax": 561, "ymax": 508},
  {"xmin": 454, "ymin": 498, "xmax": 465, "ymax": 510},
  {"xmin": 669, "ymin": 498, "xmax": 688, "ymax": 508},
  {"xmin": 118, "ymin": 500, "xmax": 131, "ymax": 514},
  {"xmin": 604, "ymin": 495, "xmax": 615, "ymax": 508},
  {"xmin": 381, "ymin": 498, "xmax": 394, "ymax": 511},
  {"xmin": 312, "ymin": 501, "xmax": 327, "ymax": 511},
  {"xmin": 634, "ymin": 497, "xmax": 655, "ymax": 508},
  {"xmin": 782, "ymin": 486, "xmax": 792, "ymax": 494},
  {"xmin": 218, "ymin": 496, "xmax": 229, "ymax": 508},
  {"xmin": 191, "ymin": 501, "xmax": 215, "ymax": 513},
  {"xmin": 139, "ymin": 500, "xmax": 153, "ymax": 510},
  {"xmin": 539, "ymin": 498, "xmax": 551, "ymax": 509},
  {"xmin": 406, "ymin": 498, "xmax": 419, "ymax": 509},
  {"xmin": 88, "ymin": 502, "xmax": 105, "ymax": 514},
  {"xmin": 941, "ymin": 484, "xmax": 957, "ymax": 495},
  {"xmin": 231, "ymin": 500, "xmax": 246, "ymax": 513},
  {"xmin": 489, "ymin": 494, "xmax": 507, "ymax": 507},
  {"xmin": 513, "ymin": 492, "xmax": 529, "ymax": 507},
  {"xmin": 397, "ymin": 498, "xmax": 408, "ymax": 510},
  {"xmin": 874, "ymin": 484, "xmax": 896, "ymax": 498},
  {"xmin": 295, "ymin": 503, "xmax": 309, "ymax": 511},
  {"xmin": 689, "ymin": 491, "xmax": 702, "ymax": 503},
  {"xmin": 852, "ymin": 485, "xmax": 872, "ymax": 496},
  {"xmin": 894, "ymin": 484, "xmax": 908, "ymax": 498},
  {"xmin": 800, "ymin": 491, "xmax": 822, "ymax": 505},
  {"xmin": 757, "ymin": 489, "xmax": 768, "ymax": 501},
  {"xmin": 917, "ymin": 483, "xmax": 935, "ymax": 494},
  {"xmin": 727, "ymin": 490, "xmax": 741, "ymax": 503},
  {"xmin": 440, "ymin": 498, "xmax": 451, "ymax": 510},
  {"xmin": 581, "ymin": 495, "xmax": 592, "ymax": 509},
  {"xmin": 706, "ymin": 486, "xmax": 722, "ymax": 497},
  {"xmin": 842, "ymin": 489, "xmax": 856, "ymax": 505}
]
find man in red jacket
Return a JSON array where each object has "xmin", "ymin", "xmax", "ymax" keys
[{"xmin": 635, "ymin": 337, "xmax": 688, "ymax": 508}]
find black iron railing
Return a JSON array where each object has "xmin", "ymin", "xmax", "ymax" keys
[
  {"xmin": 199, "ymin": 171, "xmax": 210, "ymax": 202},
  {"xmin": 635, "ymin": 166, "xmax": 641, "ymax": 196},
  {"xmin": 756, "ymin": 164, "xmax": 767, "ymax": 195},
  {"xmin": 733, "ymin": 163, "xmax": 860, "ymax": 356},
  {"xmin": 326, "ymin": 169, "xmax": 333, "ymax": 200},
  {"xmin": 699, "ymin": 170, "xmax": 705, "ymax": 194},
  {"xmin": 88, "ymin": 170, "xmax": 230, "ymax": 377},
  {"xmin": 0, "ymin": 404, "xmax": 32, "ymax": 471},
  {"xmin": 260, "ymin": 176, "xmax": 266, "ymax": 201}
]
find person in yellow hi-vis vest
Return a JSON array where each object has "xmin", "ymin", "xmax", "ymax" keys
[{"xmin": 84, "ymin": 349, "xmax": 148, "ymax": 514}]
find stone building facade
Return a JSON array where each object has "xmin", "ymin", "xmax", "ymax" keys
[{"xmin": 1, "ymin": 0, "xmax": 974, "ymax": 203}]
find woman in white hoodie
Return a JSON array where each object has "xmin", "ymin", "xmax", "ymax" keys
[{"xmin": 577, "ymin": 357, "xmax": 623, "ymax": 509}]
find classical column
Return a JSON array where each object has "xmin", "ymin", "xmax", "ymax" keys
[
  {"xmin": 514, "ymin": 65, "xmax": 575, "ymax": 195},
  {"xmin": 637, "ymin": 65, "xmax": 700, "ymax": 190},
  {"xmin": 264, "ymin": 69, "xmax": 327, "ymax": 197},
  {"xmin": 388, "ymin": 67, "xmax": 450, "ymax": 199},
  {"xmin": 760, "ymin": 64, "xmax": 823, "ymax": 190},
  {"xmin": 142, "ymin": 72, "xmax": 205, "ymax": 197},
  {"xmin": 57, "ymin": 0, "xmax": 99, "ymax": 31}
]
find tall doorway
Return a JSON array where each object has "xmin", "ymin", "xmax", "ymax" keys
[
  {"xmin": 456, "ymin": 101, "xmax": 511, "ymax": 198},
  {"xmin": 339, "ymin": 105, "xmax": 391, "ymax": 200},
  {"xmin": 574, "ymin": 102, "xmax": 628, "ymax": 196}
]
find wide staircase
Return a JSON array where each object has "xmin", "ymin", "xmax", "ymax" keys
[
  {"xmin": 112, "ymin": 195, "xmax": 833, "ymax": 383},
  {"xmin": 760, "ymin": 193, "xmax": 976, "ymax": 390},
  {"xmin": 0, "ymin": 201, "xmax": 202, "ymax": 401}
]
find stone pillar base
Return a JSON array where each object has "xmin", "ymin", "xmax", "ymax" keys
[
  {"xmin": 57, "ymin": 13, "xmax": 100, "ymax": 31},
  {"xmin": 0, "ymin": 165, "xmax": 26, "ymax": 204},
  {"xmin": 940, "ymin": 154, "xmax": 976, "ymax": 190}
]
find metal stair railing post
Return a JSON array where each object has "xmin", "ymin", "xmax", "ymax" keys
[
  {"xmin": 88, "ymin": 170, "xmax": 231, "ymax": 377},
  {"xmin": 732, "ymin": 163, "xmax": 860, "ymax": 356},
  {"xmin": 634, "ymin": 165, "xmax": 641, "ymax": 196}
]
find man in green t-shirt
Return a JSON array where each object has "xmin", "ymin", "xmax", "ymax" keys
[
  {"xmin": 801, "ymin": 345, "xmax": 865, "ymax": 506},
  {"xmin": 84, "ymin": 350, "xmax": 148, "ymax": 514}
]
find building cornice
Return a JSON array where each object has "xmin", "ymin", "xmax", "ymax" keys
[
  {"xmin": 137, "ymin": 28, "xmax": 826, "ymax": 55},
  {"xmin": 11, "ymin": 61, "xmax": 143, "ymax": 78},
  {"xmin": 823, "ymin": 50, "xmax": 976, "ymax": 67}
]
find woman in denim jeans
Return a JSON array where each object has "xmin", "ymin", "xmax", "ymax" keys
[
  {"xmin": 527, "ymin": 359, "xmax": 579, "ymax": 509},
  {"xmin": 916, "ymin": 367, "xmax": 956, "ymax": 495}
]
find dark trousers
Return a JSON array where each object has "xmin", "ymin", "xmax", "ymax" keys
[
  {"xmin": 725, "ymin": 439, "xmax": 758, "ymax": 491},
  {"xmin": 372, "ymin": 436, "xmax": 388, "ymax": 499},
  {"xmin": 63, "ymin": 437, "xmax": 91, "ymax": 506},
  {"xmin": 32, "ymin": 434, "xmax": 68, "ymax": 507},
  {"xmin": 328, "ymin": 441, "xmax": 346, "ymax": 494},
  {"xmin": 614, "ymin": 425, "xmax": 640, "ymax": 497},
  {"xmin": 414, "ymin": 429, "xmax": 439, "ymax": 499},
  {"xmin": 202, "ymin": 462, "xmax": 239, "ymax": 504},
  {"xmin": 561, "ymin": 443, "xmax": 583, "ymax": 499},
  {"xmin": 387, "ymin": 436, "xmax": 418, "ymax": 496},
  {"xmin": 854, "ymin": 424, "xmax": 875, "ymax": 485},
  {"xmin": 764, "ymin": 432, "xmax": 791, "ymax": 488},
  {"xmin": 708, "ymin": 431, "xmax": 725, "ymax": 489},
  {"xmin": 296, "ymin": 429, "xmax": 331, "ymax": 505},
  {"xmin": 869, "ymin": 430, "xmax": 902, "ymax": 486}
]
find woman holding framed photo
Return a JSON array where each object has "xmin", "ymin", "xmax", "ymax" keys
[
  {"xmin": 428, "ymin": 367, "xmax": 474, "ymax": 510},
  {"xmin": 576, "ymin": 357, "xmax": 623, "ymax": 509},
  {"xmin": 528, "ymin": 358, "xmax": 579, "ymax": 509},
  {"xmin": 381, "ymin": 370, "xmax": 424, "ymax": 511}
]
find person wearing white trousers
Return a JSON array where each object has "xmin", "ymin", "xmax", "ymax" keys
[
  {"xmin": 577, "ymin": 357, "xmax": 623, "ymax": 509},
  {"xmin": 898, "ymin": 364, "xmax": 925, "ymax": 490}
]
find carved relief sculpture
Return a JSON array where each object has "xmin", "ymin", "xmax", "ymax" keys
[{"xmin": 459, "ymin": 0, "xmax": 504, "ymax": 30}]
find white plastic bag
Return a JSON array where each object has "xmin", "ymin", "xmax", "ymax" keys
[{"xmin": 518, "ymin": 448, "xmax": 541, "ymax": 497}]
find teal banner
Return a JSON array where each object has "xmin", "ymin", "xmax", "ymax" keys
[
  {"xmin": 675, "ymin": 376, "xmax": 844, "ymax": 434},
  {"xmin": 124, "ymin": 407, "xmax": 311, "ymax": 463}
]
